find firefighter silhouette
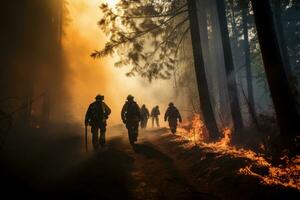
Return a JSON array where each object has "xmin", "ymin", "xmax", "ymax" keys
[
  {"xmin": 85, "ymin": 94, "xmax": 111, "ymax": 150},
  {"xmin": 151, "ymin": 105, "xmax": 160, "ymax": 128},
  {"xmin": 121, "ymin": 95, "xmax": 141, "ymax": 145},
  {"xmin": 140, "ymin": 104, "xmax": 150, "ymax": 129},
  {"xmin": 164, "ymin": 102, "xmax": 182, "ymax": 134}
]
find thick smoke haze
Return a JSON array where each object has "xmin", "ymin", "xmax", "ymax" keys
[{"xmin": 63, "ymin": 0, "xmax": 177, "ymax": 125}]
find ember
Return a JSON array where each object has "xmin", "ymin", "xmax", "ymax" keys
[{"xmin": 178, "ymin": 114, "xmax": 300, "ymax": 190}]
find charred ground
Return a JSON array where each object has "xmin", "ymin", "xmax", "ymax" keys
[{"xmin": 0, "ymin": 124, "xmax": 298, "ymax": 200}]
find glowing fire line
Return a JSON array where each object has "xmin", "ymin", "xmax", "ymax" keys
[{"xmin": 177, "ymin": 114, "xmax": 300, "ymax": 190}]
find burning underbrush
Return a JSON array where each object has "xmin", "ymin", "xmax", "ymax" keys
[{"xmin": 177, "ymin": 114, "xmax": 300, "ymax": 190}]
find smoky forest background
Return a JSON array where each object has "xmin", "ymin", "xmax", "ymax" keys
[
  {"xmin": 92, "ymin": 0, "xmax": 300, "ymax": 158},
  {"xmin": 1, "ymin": 0, "xmax": 300, "ymax": 158},
  {"xmin": 0, "ymin": 0, "xmax": 300, "ymax": 197}
]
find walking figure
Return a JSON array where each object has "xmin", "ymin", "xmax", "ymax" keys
[
  {"xmin": 140, "ymin": 104, "xmax": 150, "ymax": 129},
  {"xmin": 151, "ymin": 105, "xmax": 160, "ymax": 128},
  {"xmin": 164, "ymin": 102, "xmax": 182, "ymax": 134},
  {"xmin": 85, "ymin": 94, "xmax": 111, "ymax": 151},
  {"xmin": 121, "ymin": 95, "xmax": 141, "ymax": 145}
]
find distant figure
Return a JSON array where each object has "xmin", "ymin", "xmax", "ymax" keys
[
  {"xmin": 140, "ymin": 104, "xmax": 150, "ymax": 129},
  {"xmin": 164, "ymin": 102, "xmax": 182, "ymax": 134},
  {"xmin": 151, "ymin": 105, "xmax": 160, "ymax": 128},
  {"xmin": 85, "ymin": 94, "xmax": 111, "ymax": 151},
  {"xmin": 121, "ymin": 95, "xmax": 141, "ymax": 145}
]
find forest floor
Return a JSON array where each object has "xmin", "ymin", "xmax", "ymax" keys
[{"xmin": 0, "ymin": 124, "xmax": 299, "ymax": 200}]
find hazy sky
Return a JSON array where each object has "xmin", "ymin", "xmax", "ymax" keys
[{"xmin": 63, "ymin": 0, "xmax": 176, "ymax": 125}]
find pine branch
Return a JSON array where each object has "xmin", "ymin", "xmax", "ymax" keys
[
  {"xmin": 148, "ymin": 17, "xmax": 189, "ymax": 58},
  {"xmin": 126, "ymin": 4, "xmax": 188, "ymax": 19},
  {"xmin": 92, "ymin": 9, "xmax": 188, "ymax": 58},
  {"xmin": 175, "ymin": 26, "xmax": 190, "ymax": 54}
]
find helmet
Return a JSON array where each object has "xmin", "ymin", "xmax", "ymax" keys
[
  {"xmin": 169, "ymin": 102, "xmax": 174, "ymax": 107},
  {"xmin": 127, "ymin": 95, "xmax": 134, "ymax": 101},
  {"xmin": 95, "ymin": 94, "xmax": 104, "ymax": 100}
]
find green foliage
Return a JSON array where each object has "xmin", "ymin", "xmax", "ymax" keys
[{"xmin": 91, "ymin": 0, "xmax": 189, "ymax": 81}]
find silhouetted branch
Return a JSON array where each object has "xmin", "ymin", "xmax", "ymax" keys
[
  {"xmin": 175, "ymin": 26, "xmax": 190, "ymax": 54},
  {"xmin": 92, "ymin": 7, "xmax": 188, "ymax": 58},
  {"xmin": 126, "ymin": 4, "xmax": 188, "ymax": 19},
  {"xmin": 149, "ymin": 17, "xmax": 189, "ymax": 58}
]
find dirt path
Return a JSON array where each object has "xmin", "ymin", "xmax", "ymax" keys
[
  {"xmin": 2, "ymin": 125, "xmax": 297, "ymax": 199},
  {"xmin": 117, "ymin": 128, "xmax": 214, "ymax": 200},
  {"xmin": 0, "ymin": 124, "xmax": 213, "ymax": 200}
]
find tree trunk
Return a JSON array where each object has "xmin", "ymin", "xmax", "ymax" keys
[
  {"xmin": 229, "ymin": 0, "xmax": 240, "ymax": 55},
  {"xmin": 251, "ymin": 0, "xmax": 300, "ymax": 148},
  {"xmin": 215, "ymin": 0, "xmax": 244, "ymax": 138},
  {"xmin": 241, "ymin": 3, "xmax": 256, "ymax": 122},
  {"xmin": 208, "ymin": 0, "xmax": 232, "ymax": 126},
  {"xmin": 198, "ymin": 0, "xmax": 217, "ymax": 122},
  {"xmin": 273, "ymin": 0, "xmax": 292, "ymax": 74},
  {"xmin": 187, "ymin": 0, "xmax": 221, "ymax": 141}
]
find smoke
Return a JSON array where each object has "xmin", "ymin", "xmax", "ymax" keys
[{"xmin": 63, "ymin": 0, "xmax": 176, "ymax": 125}]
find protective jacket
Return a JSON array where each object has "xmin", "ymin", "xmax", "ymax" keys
[
  {"xmin": 85, "ymin": 101, "xmax": 111, "ymax": 125},
  {"xmin": 140, "ymin": 107, "xmax": 150, "ymax": 119},
  {"xmin": 151, "ymin": 107, "xmax": 160, "ymax": 117},
  {"xmin": 121, "ymin": 101, "xmax": 141, "ymax": 123},
  {"xmin": 164, "ymin": 106, "xmax": 182, "ymax": 122}
]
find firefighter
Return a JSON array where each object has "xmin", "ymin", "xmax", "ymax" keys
[
  {"xmin": 140, "ymin": 104, "xmax": 150, "ymax": 129},
  {"xmin": 121, "ymin": 95, "xmax": 141, "ymax": 145},
  {"xmin": 151, "ymin": 105, "xmax": 160, "ymax": 128},
  {"xmin": 164, "ymin": 102, "xmax": 182, "ymax": 134},
  {"xmin": 85, "ymin": 94, "xmax": 111, "ymax": 151}
]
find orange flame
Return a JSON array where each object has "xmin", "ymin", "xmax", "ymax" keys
[
  {"xmin": 177, "ymin": 114, "xmax": 300, "ymax": 190},
  {"xmin": 177, "ymin": 114, "xmax": 206, "ymax": 145}
]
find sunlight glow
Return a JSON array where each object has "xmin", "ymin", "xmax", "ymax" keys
[
  {"xmin": 63, "ymin": 0, "xmax": 175, "ymax": 125},
  {"xmin": 105, "ymin": 0, "xmax": 118, "ymax": 8}
]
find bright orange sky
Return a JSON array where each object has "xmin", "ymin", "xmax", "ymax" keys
[{"xmin": 63, "ymin": 0, "xmax": 175, "ymax": 125}]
